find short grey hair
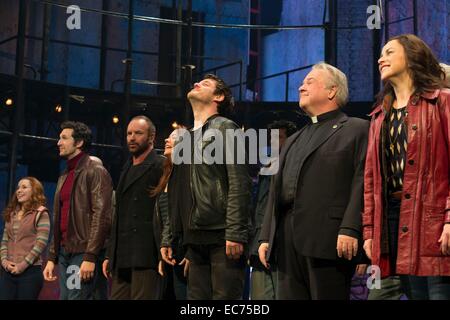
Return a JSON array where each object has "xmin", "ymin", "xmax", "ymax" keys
[
  {"xmin": 441, "ymin": 63, "xmax": 450, "ymax": 88},
  {"xmin": 312, "ymin": 62, "xmax": 349, "ymax": 108}
]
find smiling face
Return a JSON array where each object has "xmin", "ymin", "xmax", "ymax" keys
[
  {"xmin": 378, "ymin": 39, "xmax": 409, "ymax": 82},
  {"xmin": 298, "ymin": 69, "xmax": 332, "ymax": 114},
  {"xmin": 163, "ymin": 130, "xmax": 180, "ymax": 157},
  {"xmin": 16, "ymin": 179, "xmax": 33, "ymax": 204}
]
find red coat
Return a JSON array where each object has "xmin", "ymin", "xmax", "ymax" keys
[{"xmin": 363, "ymin": 89, "xmax": 450, "ymax": 277}]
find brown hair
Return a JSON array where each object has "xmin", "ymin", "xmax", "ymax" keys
[
  {"xmin": 203, "ymin": 74, "xmax": 235, "ymax": 115},
  {"xmin": 3, "ymin": 177, "xmax": 47, "ymax": 222},
  {"xmin": 377, "ymin": 34, "xmax": 445, "ymax": 109},
  {"xmin": 148, "ymin": 126, "xmax": 186, "ymax": 197}
]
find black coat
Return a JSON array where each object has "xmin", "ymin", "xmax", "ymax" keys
[
  {"xmin": 260, "ymin": 111, "xmax": 369, "ymax": 261},
  {"xmin": 107, "ymin": 149, "xmax": 164, "ymax": 270}
]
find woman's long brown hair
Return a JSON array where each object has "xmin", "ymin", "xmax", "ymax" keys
[
  {"xmin": 3, "ymin": 177, "xmax": 47, "ymax": 222},
  {"xmin": 149, "ymin": 156, "xmax": 173, "ymax": 197},
  {"xmin": 376, "ymin": 34, "xmax": 445, "ymax": 110},
  {"xmin": 149, "ymin": 126, "xmax": 186, "ymax": 198}
]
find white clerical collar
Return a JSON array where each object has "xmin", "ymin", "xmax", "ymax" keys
[{"xmin": 310, "ymin": 116, "xmax": 318, "ymax": 124}]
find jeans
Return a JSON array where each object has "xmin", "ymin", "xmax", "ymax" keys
[
  {"xmin": 58, "ymin": 247, "xmax": 105, "ymax": 300},
  {"xmin": 387, "ymin": 198, "xmax": 450, "ymax": 300},
  {"xmin": 0, "ymin": 265, "xmax": 43, "ymax": 300},
  {"xmin": 402, "ymin": 275, "xmax": 450, "ymax": 300}
]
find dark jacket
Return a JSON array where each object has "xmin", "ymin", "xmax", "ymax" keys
[
  {"xmin": 107, "ymin": 149, "xmax": 164, "ymax": 270},
  {"xmin": 363, "ymin": 89, "xmax": 450, "ymax": 277},
  {"xmin": 189, "ymin": 114, "xmax": 252, "ymax": 244},
  {"xmin": 260, "ymin": 111, "xmax": 369, "ymax": 261},
  {"xmin": 49, "ymin": 153, "xmax": 113, "ymax": 263},
  {"xmin": 249, "ymin": 174, "xmax": 271, "ymax": 263}
]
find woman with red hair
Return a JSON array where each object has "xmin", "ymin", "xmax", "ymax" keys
[{"xmin": 0, "ymin": 177, "xmax": 50, "ymax": 299}]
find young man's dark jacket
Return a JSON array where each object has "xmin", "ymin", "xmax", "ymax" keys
[{"xmin": 163, "ymin": 114, "xmax": 252, "ymax": 246}]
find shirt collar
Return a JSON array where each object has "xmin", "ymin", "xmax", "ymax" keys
[{"xmin": 309, "ymin": 108, "xmax": 341, "ymax": 124}]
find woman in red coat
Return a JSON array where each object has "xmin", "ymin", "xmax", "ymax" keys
[{"xmin": 363, "ymin": 34, "xmax": 450, "ymax": 300}]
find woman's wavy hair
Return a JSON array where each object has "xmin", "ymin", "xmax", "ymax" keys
[
  {"xmin": 149, "ymin": 126, "xmax": 187, "ymax": 197},
  {"xmin": 377, "ymin": 34, "xmax": 445, "ymax": 109},
  {"xmin": 3, "ymin": 177, "xmax": 46, "ymax": 222}
]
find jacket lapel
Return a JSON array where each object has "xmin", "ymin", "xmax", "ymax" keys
[
  {"xmin": 273, "ymin": 112, "xmax": 348, "ymax": 210},
  {"xmin": 302, "ymin": 112, "xmax": 348, "ymax": 160},
  {"xmin": 119, "ymin": 149, "xmax": 158, "ymax": 194}
]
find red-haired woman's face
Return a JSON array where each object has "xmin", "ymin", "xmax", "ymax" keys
[
  {"xmin": 378, "ymin": 39, "xmax": 408, "ymax": 82},
  {"xmin": 16, "ymin": 179, "xmax": 33, "ymax": 204}
]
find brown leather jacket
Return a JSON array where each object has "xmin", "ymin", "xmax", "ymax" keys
[
  {"xmin": 363, "ymin": 88, "xmax": 450, "ymax": 277},
  {"xmin": 48, "ymin": 153, "xmax": 113, "ymax": 263}
]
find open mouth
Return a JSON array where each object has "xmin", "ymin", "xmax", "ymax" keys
[{"xmin": 380, "ymin": 65, "xmax": 389, "ymax": 72}]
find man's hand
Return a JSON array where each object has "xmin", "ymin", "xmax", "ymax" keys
[
  {"xmin": 438, "ymin": 224, "xmax": 450, "ymax": 255},
  {"xmin": 225, "ymin": 240, "xmax": 243, "ymax": 260},
  {"xmin": 337, "ymin": 234, "xmax": 358, "ymax": 260},
  {"xmin": 258, "ymin": 242, "xmax": 270, "ymax": 269},
  {"xmin": 160, "ymin": 247, "xmax": 176, "ymax": 266},
  {"xmin": 43, "ymin": 261, "xmax": 57, "ymax": 281},
  {"xmin": 102, "ymin": 259, "xmax": 111, "ymax": 279},
  {"xmin": 363, "ymin": 239, "xmax": 373, "ymax": 260},
  {"xmin": 158, "ymin": 260, "xmax": 165, "ymax": 276},
  {"xmin": 79, "ymin": 261, "xmax": 95, "ymax": 282},
  {"xmin": 179, "ymin": 258, "xmax": 190, "ymax": 277}
]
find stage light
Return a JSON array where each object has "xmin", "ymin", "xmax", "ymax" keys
[
  {"xmin": 112, "ymin": 115, "xmax": 119, "ymax": 124},
  {"xmin": 5, "ymin": 98, "xmax": 13, "ymax": 106},
  {"xmin": 55, "ymin": 104, "xmax": 63, "ymax": 113},
  {"xmin": 171, "ymin": 121, "xmax": 179, "ymax": 129}
]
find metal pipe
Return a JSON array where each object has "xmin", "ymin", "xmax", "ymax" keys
[
  {"xmin": 384, "ymin": 0, "xmax": 389, "ymax": 42},
  {"xmin": 175, "ymin": 0, "xmax": 182, "ymax": 98},
  {"xmin": 285, "ymin": 73, "xmax": 289, "ymax": 102},
  {"xmin": 413, "ymin": 0, "xmax": 418, "ymax": 35},
  {"xmin": 183, "ymin": 0, "xmax": 194, "ymax": 126},
  {"xmin": 372, "ymin": 0, "xmax": 381, "ymax": 98},
  {"xmin": 325, "ymin": 0, "xmax": 337, "ymax": 66},
  {"xmin": 228, "ymin": 64, "xmax": 314, "ymax": 88},
  {"xmin": 39, "ymin": 2, "xmax": 51, "ymax": 81},
  {"xmin": 197, "ymin": 60, "xmax": 243, "ymax": 75},
  {"xmin": 99, "ymin": 0, "xmax": 108, "ymax": 90},
  {"xmin": 0, "ymin": 35, "xmax": 18, "ymax": 46},
  {"xmin": 122, "ymin": 0, "xmax": 134, "ymax": 141},
  {"xmin": 8, "ymin": 0, "xmax": 28, "ymax": 199},
  {"xmin": 238, "ymin": 60, "xmax": 243, "ymax": 101},
  {"xmin": 0, "ymin": 130, "xmax": 123, "ymax": 149}
]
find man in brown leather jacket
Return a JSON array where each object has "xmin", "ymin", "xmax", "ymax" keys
[{"xmin": 43, "ymin": 121, "xmax": 113, "ymax": 300}]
